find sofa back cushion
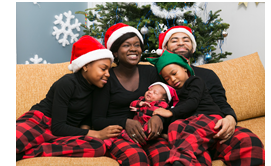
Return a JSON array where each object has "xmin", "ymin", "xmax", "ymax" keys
[
  {"xmin": 16, "ymin": 62, "xmax": 71, "ymax": 119},
  {"xmin": 16, "ymin": 52, "xmax": 265, "ymax": 121},
  {"xmin": 198, "ymin": 52, "xmax": 265, "ymax": 121}
]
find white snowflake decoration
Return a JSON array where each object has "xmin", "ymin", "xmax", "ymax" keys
[
  {"xmin": 25, "ymin": 54, "xmax": 50, "ymax": 64},
  {"xmin": 52, "ymin": 10, "xmax": 81, "ymax": 47}
]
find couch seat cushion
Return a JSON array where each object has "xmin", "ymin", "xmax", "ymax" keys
[{"xmin": 16, "ymin": 156, "xmax": 119, "ymax": 166}]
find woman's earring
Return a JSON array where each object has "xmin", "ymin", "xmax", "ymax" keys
[{"xmin": 84, "ymin": 69, "xmax": 88, "ymax": 72}]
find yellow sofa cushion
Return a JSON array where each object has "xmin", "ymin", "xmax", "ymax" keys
[
  {"xmin": 198, "ymin": 52, "xmax": 265, "ymax": 121},
  {"xmin": 16, "ymin": 156, "xmax": 119, "ymax": 166}
]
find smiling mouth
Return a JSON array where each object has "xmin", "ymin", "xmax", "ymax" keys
[
  {"xmin": 101, "ymin": 79, "xmax": 107, "ymax": 84},
  {"xmin": 127, "ymin": 54, "xmax": 138, "ymax": 60}
]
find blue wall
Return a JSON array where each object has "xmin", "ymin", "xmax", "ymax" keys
[{"xmin": 16, "ymin": 2, "xmax": 88, "ymax": 64}]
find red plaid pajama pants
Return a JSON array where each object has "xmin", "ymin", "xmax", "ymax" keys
[
  {"xmin": 167, "ymin": 114, "xmax": 265, "ymax": 166},
  {"xmin": 107, "ymin": 137, "xmax": 170, "ymax": 166},
  {"xmin": 166, "ymin": 114, "xmax": 222, "ymax": 166},
  {"xmin": 16, "ymin": 110, "xmax": 106, "ymax": 161}
]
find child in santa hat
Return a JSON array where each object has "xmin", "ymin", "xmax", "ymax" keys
[
  {"xmin": 16, "ymin": 35, "xmax": 123, "ymax": 161},
  {"xmin": 104, "ymin": 82, "xmax": 179, "ymax": 148},
  {"xmin": 147, "ymin": 50, "xmax": 225, "ymax": 166}
]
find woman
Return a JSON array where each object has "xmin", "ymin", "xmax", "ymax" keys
[
  {"xmin": 91, "ymin": 23, "xmax": 170, "ymax": 166},
  {"xmin": 16, "ymin": 36, "xmax": 123, "ymax": 161}
]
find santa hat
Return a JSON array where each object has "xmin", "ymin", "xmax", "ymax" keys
[
  {"xmin": 149, "ymin": 82, "xmax": 179, "ymax": 107},
  {"xmin": 156, "ymin": 26, "xmax": 197, "ymax": 55},
  {"xmin": 68, "ymin": 35, "xmax": 114, "ymax": 73},
  {"xmin": 147, "ymin": 50, "xmax": 195, "ymax": 81},
  {"xmin": 104, "ymin": 23, "xmax": 144, "ymax": 50}
]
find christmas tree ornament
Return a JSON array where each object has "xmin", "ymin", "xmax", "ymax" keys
[
  {"xmin": 141, "ymin": 25, "xmax": 149, "ymax": 35},
  {"xmin": 204, "ymin": 53, "xmax": 212, "ymax": 61},
  {"xmin": 123, "ymin": 16, "xmax": 129, "ymax": 22},
  {"xmin": 176, "ymin": 18, "xmax": 184, "ymax": 25},
  {"xmin": 52, "ymin": 11, "xmax": 81, "ymax": 47},
  {"xmin": 222, "ymin": 30, "xmax": 228, "ymax": 37}
]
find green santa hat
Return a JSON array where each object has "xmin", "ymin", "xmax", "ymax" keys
[{"xmin": 147, "ymin": 50, "xmax": 195, "ymax": 81}]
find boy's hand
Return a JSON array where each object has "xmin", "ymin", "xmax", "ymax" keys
[{"xmin": 152, "ymin": 108, "xmax": 173, "ymax": 118}]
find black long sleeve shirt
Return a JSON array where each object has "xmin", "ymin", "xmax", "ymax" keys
[
  {"xmin": 170, "ymin": 76, "xmax": 224, "ymax": 122},
  {"xmin": 30, "ymin": 71, "xmax": 95, "ymax": 136},
  {"xmin": 191, "ymin": 65, "xmax": 237, "ymax": 122},
  {"xmin": 91, "ymin": 65, "xmax": 161, "ymax": 130}
]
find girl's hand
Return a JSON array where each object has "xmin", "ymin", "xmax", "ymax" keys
[
  {"xmin": 152, "ymin": 108, "xmax": 173, "ymax": 118},
  {"xmin": 87, "ymin": 125, "xmax": 123, "ymax": 140}
]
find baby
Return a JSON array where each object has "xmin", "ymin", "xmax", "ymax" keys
[{"xmin": 104, "ymin": 82, "xmax": 178, "ymax": 148}]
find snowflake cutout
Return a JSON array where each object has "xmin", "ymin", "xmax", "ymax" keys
[
  {"xmin": 25, "ymin": 54, "xmax": 50, "ymax": 64},
  {"xmin": 52, "ymin": 10, "xmax": 81, "ymax": 47}
]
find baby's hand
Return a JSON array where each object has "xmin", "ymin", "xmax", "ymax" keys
[
  {"xmin": 139, "ymin": 101, "xmax": 151, "ymax": 107},
  {"xmin": 130, "ymin": 106, "xmax": 137, "ymax": 112},
  {"xmin": 152, "ymin": 108, "xmax": 173, "ymax": 118}
]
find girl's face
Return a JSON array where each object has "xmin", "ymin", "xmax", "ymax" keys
[
  {"xmin": 161, "ymin": 64, "xmax": 189, "ymax": 89},
  {"xmin": 114, "ymin": 36, "xmax": 142, "ymax": 66},
  {"xmin": 82, "ymin": 58, "xmax": 111, "ymax": 88}
]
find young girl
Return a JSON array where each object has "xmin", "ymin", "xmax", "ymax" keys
[
  {"xmin": 148, "ymin": 50, "xmax": 225, "ymax": 166},
  {"xmin": 16, "ymin": 36, "xmax": 123, "ymax": 161}
]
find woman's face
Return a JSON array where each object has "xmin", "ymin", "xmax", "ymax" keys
[{"xmin": 114, "ymin": 36, "xmax": 142, "ymax": 66}]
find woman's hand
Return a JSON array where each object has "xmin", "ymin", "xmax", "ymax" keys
[
  {"xmin": 147, "ymin": 115, "xmax": 163, "ymax": 140},
  {"xmin": 125, "ymin": 119, "xmax": 147, "ymax": 145},
  {"xmin": 87, "ymin": 125, "xmax": 123, "ymax": 140}
]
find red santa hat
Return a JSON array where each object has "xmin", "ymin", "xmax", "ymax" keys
[
  {"xmin": 68, "ymin": 35, "xmax": 114, "ymax": 73},
  {"xmin": 149, "ymin": 82, "xmax": 179, "ymax": 107},
  {"xmin": 156, "ymin": 26, "xmax": 197, "ymax": 55},
  {"xmin": 104, "ymin": 23, "xmax": 144, "ymax": 50}
]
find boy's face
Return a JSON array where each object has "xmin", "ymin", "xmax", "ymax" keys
[
  {"xmin": 144, "ymin": 85, "xmax": 167, "ymax": 102},
  {"xmin": 161, "ymin": 64, "xmax": 189, "ymax": 89}
]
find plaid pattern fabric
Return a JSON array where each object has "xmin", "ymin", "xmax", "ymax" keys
[
  {"xmin": 210, "ymin": 126, "xmax": 265, "ymax": 166},
  {"xmin": 16, "ymin": 110, "xmax": 106, "ymax": 160},
  {"xmin": 130, "ymin": 96, "xmax": 169, "ymax": 126},
  {"xmin": 107, "ymin": 137, "xmax": 170, "ymax": 166},
  {"xmin": 104, "ymin": 97, "xmax": 169, "ymax": 149},
  {"xmin": 166, "ymin": 114, "xmax": 222, "ymax": 166}
]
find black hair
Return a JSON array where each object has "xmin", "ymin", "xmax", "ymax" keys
[{"xmin": 110, "ymin": 32, "xmax": 144, "ymax": 64}]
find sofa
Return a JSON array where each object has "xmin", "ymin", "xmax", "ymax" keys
[{"xmin": 16, "ymin": 52, "xmax": 265, "ymax": 166}]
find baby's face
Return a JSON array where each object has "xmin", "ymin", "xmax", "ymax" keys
[{"xmin": 144, "ymin": 85, "xmax": 166, "ymax": 102}]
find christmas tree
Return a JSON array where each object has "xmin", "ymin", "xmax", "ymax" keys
[{"xmin": 76, "ymin": 2, "xmax": 231, "ymax": 64}]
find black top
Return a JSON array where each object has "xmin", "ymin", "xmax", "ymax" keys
[
  {"xmin": 170, "ymin": 76, "xmax": 224, "ymax": 122},
  {"xmin": 91, "ymin": 65, "xmax": 161, "ymax": 130},
  {"xmin": 30, "ymin": 71, "xmax": 95, "ymax": 136},
  {"xmin": 191, "ymin": 65, "xmax": 237, "ymax": 121}
]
